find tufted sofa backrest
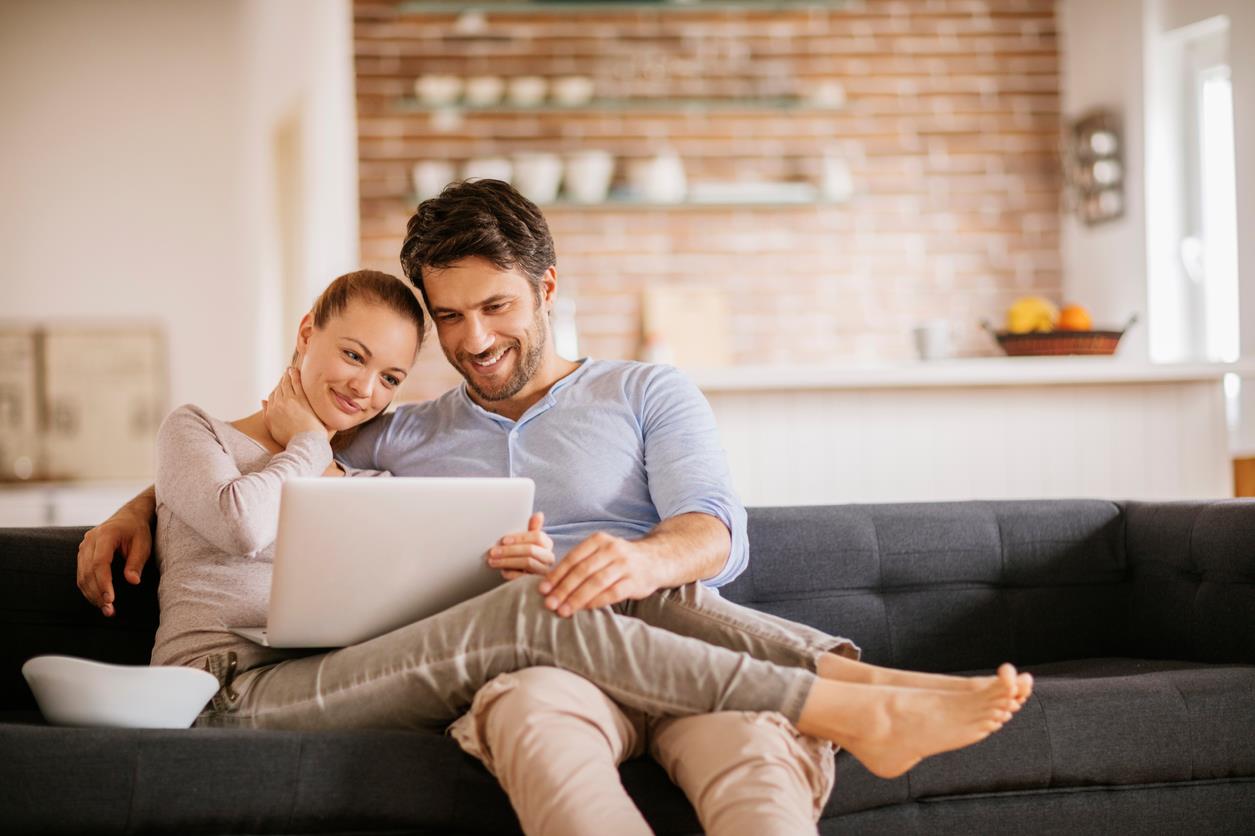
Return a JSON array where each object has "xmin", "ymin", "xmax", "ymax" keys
[
  {"xmin": 724, "ymin": 500, "xmax": 1133, "ymax": 672},
  {"xmin": 1123, "ymin": 500, "xmax": 1255, "ymax": 665}
]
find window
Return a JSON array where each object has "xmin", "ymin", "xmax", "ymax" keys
[{"xmin": 1147, "ymin": 16, "xmax": 1240, "ymax": 363}]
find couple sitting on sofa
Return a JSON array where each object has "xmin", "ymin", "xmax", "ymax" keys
[{"xmin": 78, "ymin": 179, "xmax": 1031, "ymax": 836}]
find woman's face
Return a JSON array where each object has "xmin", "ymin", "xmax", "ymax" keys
[{"xmin": 294, "ymin": 300, "xmax": 421, "ymax": 432}]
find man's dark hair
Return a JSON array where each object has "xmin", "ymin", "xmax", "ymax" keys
[{"xmin": 399, "ymin": 179, "xmax": 556, "ymax": 305}]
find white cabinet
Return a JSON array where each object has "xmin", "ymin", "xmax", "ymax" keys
[
  {"xmin": 696, "ymin": 359, "xmax": 1247, "ymax": 505},
  {"xmin": 0, "ymin": 482, "xmax": 147, "ymax": 528}
]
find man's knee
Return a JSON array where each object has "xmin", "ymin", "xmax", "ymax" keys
[
  {"xmin": 651, "ymin": 712, "xmax": 835, "ymax": 823},
  {"xmin": 471, "ymin": 668, "xmax": 642, "ymax": 754},
  {"xmin": 481, "ymin": 667, "xmax": 612, "ymax": 721},
  {"xmin": 450, "ymin": 668, "xmax": 644, "ymax": 778}
]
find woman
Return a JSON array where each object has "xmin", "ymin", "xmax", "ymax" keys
[{"xmin": 154, "ymin": 269, "xmax": 1030, "ymax": 789}]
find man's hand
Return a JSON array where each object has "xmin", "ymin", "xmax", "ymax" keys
[
  {"xmin": 76, "ymin": 491, "xmax": 155, "ymax": 617},
  {"xmin": 487, "ymin": 512, "xmax": 554, "ymax": 581},
  {"xmin": 263, "ymin": 368, "xmax": 330, "ymax": 448},
  {"xmin": 538, "ymin": 532, "xmax": 662, "ymax": 617}
]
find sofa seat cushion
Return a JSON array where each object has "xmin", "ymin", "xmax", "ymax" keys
[
  {"xmin": 0, "ymin": 718, "xmax": 700, "ymax": 836},
  {"xmin": 826, "ymin": 657, "xmax": 1255, "ymax": 817}
]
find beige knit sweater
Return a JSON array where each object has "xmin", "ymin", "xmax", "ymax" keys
[{"xmin": 151, "ymin": 404, "xmax": 382, "ymax": 670}]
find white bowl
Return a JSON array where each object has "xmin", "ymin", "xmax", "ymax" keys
[
  {"xmin": 22, "ymin": 655, "xmax": 220, "ymax": 729},
  {"xmin": 512, "ymin": 152, "xmax": 563, "ymax": 204},
  {"xmin": 462, "ymin": 156, "xmax": 513, "ymax": 183},
  {"xmin": 415, "ymin": 74, "xmax": 463, "ymax": 107},
  {"xmin": 465, "ymin": 75, "xmax": 505, "ymax": 107},
  {"xmin": 507, "ymin": 75, "xmax": 548, "ymax": 107},
  {"xmin": 552, "ymin": 75, "xmax": 595, "ymax": 107}
]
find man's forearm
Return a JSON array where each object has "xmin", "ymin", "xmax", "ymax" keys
[{"xmin": 637, "ymin": 512, "xmax": 731, "ymax": 588}]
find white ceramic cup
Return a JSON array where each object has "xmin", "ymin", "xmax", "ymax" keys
[
  {"xmin": 563, "ymin": 150, "xmax": 615, "ymax": 204},
  {"xmin": 912, "ymin": 320, "xmax": 952, "ymax": 361},
  {"xmin": 512, "ymin": 152, "xmax": 563, "ymax": 204},
  {"xmin": 820, "ymin": 154, "xmax": 854, "ymax": 202}
]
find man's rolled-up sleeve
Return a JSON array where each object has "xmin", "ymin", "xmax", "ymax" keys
[{"xmin": 640, "ymin": 367, "xmax": 748, "ymax": 588}]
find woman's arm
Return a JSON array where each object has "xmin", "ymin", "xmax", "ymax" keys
[{"xmin": 156, "ymin": 405, "xmax": 333, "ymax": 556}]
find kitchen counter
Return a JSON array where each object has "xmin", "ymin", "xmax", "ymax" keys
[
  {"xmin": 694, "ymin": 358, "xmax": 1242, "ymax": 505},
  {"xmin": 691, "ymin": 357, "xmax": 1255, "ymax": 392}
]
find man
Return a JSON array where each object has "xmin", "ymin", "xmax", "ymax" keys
[{"xmin": 78, "ymin": 179, "xmax": 836, "ymax": 835}]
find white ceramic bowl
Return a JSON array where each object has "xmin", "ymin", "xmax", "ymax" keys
[
  {"xmin": 22, "ymin": 655, "xmax": 220, "ymax": 729},
  {"xmin": 462, "ymin": 156, "xmax": 513, "ymax": 183},
  {"xmin": 563, "ymin": 150, "xmax": 615, "ymax": 204},
  {"xmin": 512, "ymin": 152, "xmax": 563, "ymax": 204},
  {"xmin": 415, "ymin": 74, "xmax": 463, "ymax": 107},
  {"xmin": 507, "ymin": 75, "xmax": 548, "ymax": 107},
  {"xmin": 552, "ymin": 75, "xmax": 595, "ymax": 107},
  {"xmin": 464, "ymin": 75, "xmax": 505, "ymax": 107}
]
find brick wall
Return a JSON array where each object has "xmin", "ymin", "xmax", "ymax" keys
[{"xmin": 355, "ymin": 0, "xmax": 1061, "ymax": 400}]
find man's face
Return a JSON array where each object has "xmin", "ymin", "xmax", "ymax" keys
[{"xmin": 423, "ymin": 256, "xmax": 553, "ymax": 403}]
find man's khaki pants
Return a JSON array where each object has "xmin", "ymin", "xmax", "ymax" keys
[{"xmin": 451, "ymin": 667, "xmax": 836, "ymax": 836}]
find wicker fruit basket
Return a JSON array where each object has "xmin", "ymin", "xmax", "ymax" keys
[{"xmin": 981, "ymin": 315, "xmax": 1137, "ymax": 357}]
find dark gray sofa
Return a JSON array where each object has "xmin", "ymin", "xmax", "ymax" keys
[{"xmin": 3, "ymin": 499, "xmax": 1254, "ymax": 834}]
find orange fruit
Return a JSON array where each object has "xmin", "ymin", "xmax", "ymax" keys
[{"xmin": 1057, "ymin": 304, "xmax": 1093, "ymax": 331}]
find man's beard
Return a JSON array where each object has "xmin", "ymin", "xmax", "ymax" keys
[{"xmin": 453, "ymin": 310, "xmax": 547, "ymax": 402}]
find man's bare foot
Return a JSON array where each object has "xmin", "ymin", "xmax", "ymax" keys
[
  {"xmin": 796, "ymin": 664, "xmax": 1018, "ymax": 778},
  {"xmin": 817, "ymin": 655, "xmax": 1035, "ymax": 710}
]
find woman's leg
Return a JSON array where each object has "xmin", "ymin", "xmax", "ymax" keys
[
  {"xmin": 796, "ymin": 663, "xmax": 1018, "ymax": 778},
  {"xmin": 620, "ymin": 584, "xmax": 858, "ymax": 670},
  {"xmin": 199, "ymin": 576, "xmax": 1020, "ymax": 778},
  {"xmin": 816, "ymin": 652, "xmax": 1034, "ymax": 707},
  {"xmin": 623, "ymin": 585, "xmax": 1033, "ymax": 707},
  {"xmin": 200, "ymin": 575, "xmax": 814, "ymax": 731}
]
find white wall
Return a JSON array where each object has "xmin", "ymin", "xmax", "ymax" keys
[
  {"xmin": 0, "ymin": 0, "xmax": 358, "ymax": 422},
  {"xmin": 1057, "ymin": 0, "xmax": 1150, "ymax": 362},
  {"xmin": 1060, "ymin": 0, "xmax": 1255, "ymax": 452}
]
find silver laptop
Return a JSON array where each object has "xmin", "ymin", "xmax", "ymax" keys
[{"xmin": 230, "ymin": 477, "xmax": 534, "ymax": 648}]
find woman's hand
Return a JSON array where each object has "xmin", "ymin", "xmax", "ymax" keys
[
  {"xmin": 263, "ymin": 367, "xmax": 330, "ymax": 447},
  {"xmin": 487, "ymin": 512, "xmax": 554, "ymax": 581}
]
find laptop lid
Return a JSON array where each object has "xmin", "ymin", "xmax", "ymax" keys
[{"xmin": 257, "ymin": 476, "xmax": 534, "ymax": 648}]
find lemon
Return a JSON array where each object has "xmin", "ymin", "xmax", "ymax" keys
[{"xmin": 1006, "ymin": 297, "xmax": 1059, "ymax": 334}]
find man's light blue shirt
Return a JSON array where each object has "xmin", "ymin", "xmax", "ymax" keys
[{"xmin": 337, "ymin": 359, "xmax": 748, "ymax": 587}]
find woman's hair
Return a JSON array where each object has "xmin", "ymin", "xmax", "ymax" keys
[
  {"xmin": 298, "ymin": 270, "xmax": 426, "ymax": 453},
  {"xmin": 309, "ymin": 269, "xmax": 427, "ymax": 336},
  {"xmin": 399, "ymin": 179, "xmax": 556, "ymax": 305}
]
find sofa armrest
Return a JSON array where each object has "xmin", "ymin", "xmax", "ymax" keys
[
  {"xmin": 1125, "ymin": 500, "xmax": 1255, "ymax": 665},
  {"xmin": 0, "ymin": 527, "xmax": 159, "ymax": 711}
]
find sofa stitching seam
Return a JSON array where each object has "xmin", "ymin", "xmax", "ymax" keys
[
  {"xmin": 869, "ymin": 513, "xmax": 896, "ymax": 666},
  {"xmin": 1164, "ymin": 676, "xmax": 1196, "ymax": 781},
  {"xmin": 123, "ymin": 737, "xmax": 140, "ymax": 835},
  {"xmin": 1187, "ymin": 508, "xmax": 1201, "ymax": 658},
  {"xmin": 285, "ymin": 735, "xmax": 305, "ymax": 832},
  {"xmin": 1035, "ymin": 690, "xmax": 1057, "ymax": 790},
  {"xmin": 990, "ymin": 502, "xmax": 1018, "ymax": 663}
]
